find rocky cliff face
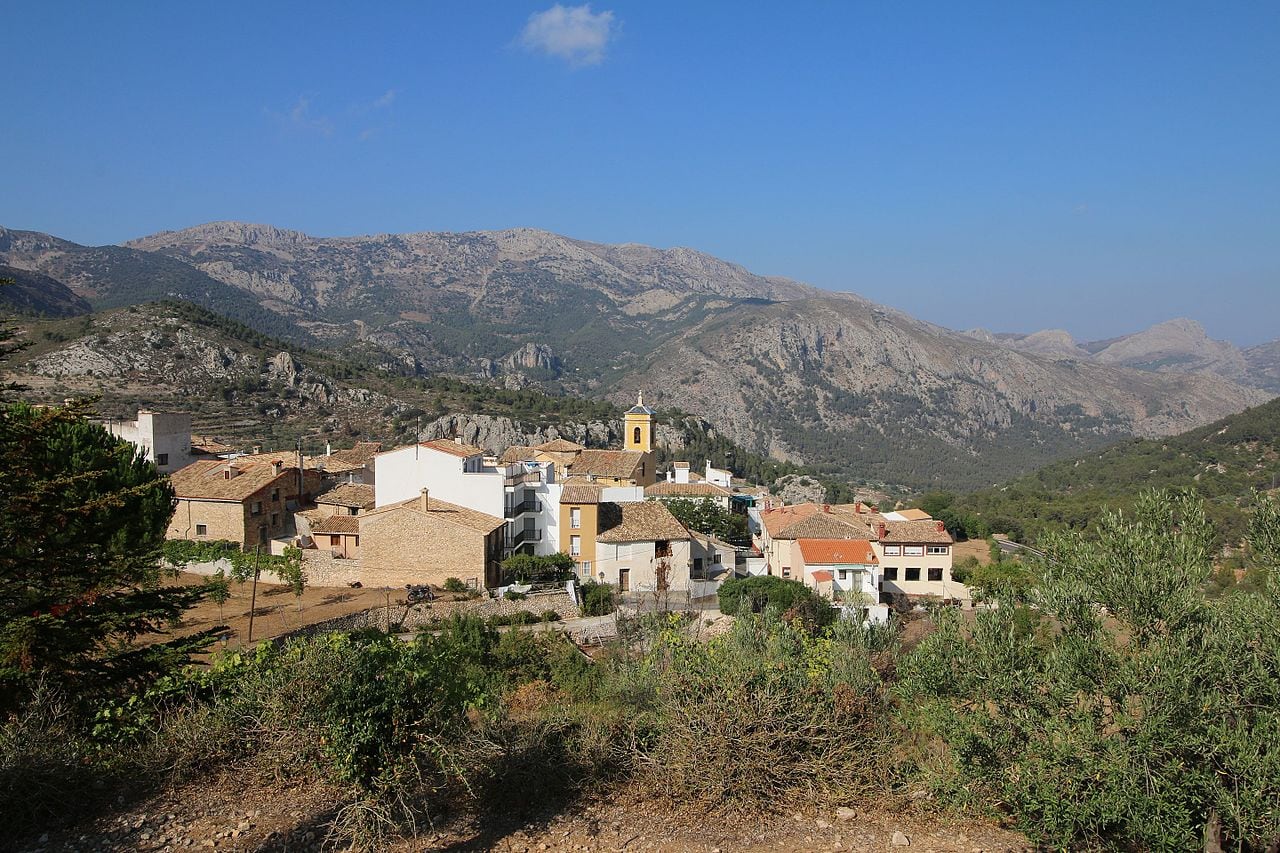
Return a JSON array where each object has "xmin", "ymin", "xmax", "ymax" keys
[
  {"xmin": 617, "ymin": 298, "xmax": 1271, "ymax": 490},
  {"xmin": 418, "ymin": 412, "xmax": 689, "ymax": 455}
]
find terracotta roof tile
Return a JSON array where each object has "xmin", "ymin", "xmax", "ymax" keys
[
  {"xmin": 560, "ymin": 482, "xmax": 605, "ymax": 504},
  {"xmin": 810, "ymin": 570, "xmax": 834, "ymax": 583},
  {"xmin": 567, "ymin": 449, "xmax": 645, "ymax": 480},
  {"xmin": 324, "ymin": 441, "xmax": 382, "ymax": 467},
  {"xmin": 875, "ymin": 518, "xmax": 953, "ymax": 544},
  {"xmin": 500, "ymin": 446, "xmax": 540, "ymax": 463},
  {"xmin": 169, "ymin": 459, "xmax": 294, "ymax": 502},
  {"xmin": 799, "ymin": 539, "xmax": 878, "ymax": 565},
  {"xmin": 419, "ymin": 438, "xmax": 486, "ymax": 458},
  {"xmin": 535, "ymin": 438, "xmax": 585, "ymax": 452},
  {"xmin": 364, "ymin": 494, "xmax": 505, "ymax": 534},
  {"xmin": 895, "ymin": 508, "xmax": 933, "ymax": 521},
  {"xmin": 597, "ymin": 501, "xmax": 690, "ymax": 543},
  {"xmin": 311, "ymin": 515, "xmax": 361, "ymax": 535},
  {"xmin": 644, "ymin": 481, "xmax": 731, "ymax": 498},
  {"xmin": 315, "ymin": 483, "xmax": 376, "ymax": 510}
]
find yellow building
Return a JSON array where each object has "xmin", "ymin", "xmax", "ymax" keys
[
  {"xmin": 624, "ymin": 391, "xmax": 655, "ymax": 452},
  {"xmin": 559, "ymin": 482, "xmax": 604, "ymax": 578}
]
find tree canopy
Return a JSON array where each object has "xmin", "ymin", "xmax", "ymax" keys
[{"xmin": 0, "ymin": 401, "xmax": 215, "ymax": 709}]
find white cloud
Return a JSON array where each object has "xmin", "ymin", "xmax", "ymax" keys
[
  {"xmin": 519, "ymin": 4, "xmax": 617, "ymax": 67},
  {"xmin": 370, "ymin": 89, "xmax": 397, "ymax": 110}
]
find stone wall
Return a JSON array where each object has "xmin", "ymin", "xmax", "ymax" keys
[{"xmin": 276, "ymin": 589, "xmax": 579, "ymax": 641}]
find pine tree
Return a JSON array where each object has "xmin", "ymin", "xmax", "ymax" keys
[{"xmin": 0, "ymin": 401, "xmax": 216, "ymax": 710}]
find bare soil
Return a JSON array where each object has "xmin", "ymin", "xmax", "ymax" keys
[
  {"xmin": 14, "ymin": 773, "xmax": 1031, "ymax": 852},
  {"xmin": 156, "ymin": 573, "xmax": 438, "ymax": 651}
]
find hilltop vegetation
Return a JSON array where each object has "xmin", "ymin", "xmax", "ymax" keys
[{"xmin": 935, "ymin": 396, "xmax": 1280, "ymax": 546}]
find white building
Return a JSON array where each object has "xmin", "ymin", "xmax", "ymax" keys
[
  {"xmin": 104, "ymin": 409, "xmax": 193, "ymax": 474},
  {"xmin": 374, "ymin": 438, "xmax": 564, "ymax": 559}
]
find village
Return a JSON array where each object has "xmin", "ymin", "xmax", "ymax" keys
[{"xmin": 106, "ymin": 395, "xmax": 971, "ymax": 635}]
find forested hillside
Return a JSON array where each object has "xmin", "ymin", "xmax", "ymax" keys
[{"xmin": 938, "ymin": 397, "xmax": 1280, "ymax": 546}]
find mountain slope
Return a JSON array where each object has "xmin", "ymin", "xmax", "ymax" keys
[
  {"xmin": 614, "ymin": 297, "xmax": 1269, "ymax": 491},
  {"xmin": 123, "ymin": 221, "xmax": 818, "ymax": 387},
  {"xmin": 6, "ymin": 221, "xmax": 1270, "ymax": 493},
  {"xmin": 946, "ymin": 396, "xmax": 1280, "ymax": 546},
  {"xmin": 0, "ymin": 227, "xmax": 312, "ymax": 343},
  {"xmin": 0, "ymin": 265, "xmax": 91, "ymax": 317}
]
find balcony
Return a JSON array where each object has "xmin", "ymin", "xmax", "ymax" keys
[
  {"xmin": 504, "ymin": 498, "xmax": 543, "ymax": 518},
  {"xmin": 506, "ymin": 528, "xmax": 543, "ymax": 549}
]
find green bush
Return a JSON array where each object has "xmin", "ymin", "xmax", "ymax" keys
[
  {"xmin": 898, "ymin": 491, "xmax": 1280, "ymax": 850},
  {"xmin": 579, "ymin": 579, "xmax": 616, "ymax": 617},
  {"xmin": 503, "ymin": 590, "xmax": 528, "ymax": 602},
  {"xmin": 717, "ymin": 575, "xmax": 835, "ymax": 629},
  {"xmin": 442, "ymin": 577, "xmax": 467, "ymax": 593}
]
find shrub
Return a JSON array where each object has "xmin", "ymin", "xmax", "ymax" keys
[
  {"xmin": 897, "ymin": 491, "xmax": 1280, "ymax": 850},
  {"xmin": 717, "ymin": 575, "xmax": 835, "ymax": 630},
  {"xmin": 579, "ymin": 579, "xmax": 616, "ymax": 617},
  {"xmin": 442, "ymin": 577, "xmax": 467, "ymax": 593},
  {"xmin": 503, "ymin": 590, "xmax": 528, "ymax": 601}
]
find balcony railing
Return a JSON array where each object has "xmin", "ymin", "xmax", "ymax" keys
[
  {"xmin": 504, "ymin": 498, "xmax": 543, "ymax": 518},
  {"xmin": 506, "ymin": 528, "xmax": 543, "ymax": 548}
]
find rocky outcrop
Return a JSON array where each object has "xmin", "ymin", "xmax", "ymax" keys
[{"xmin": 417, "ymin": 414, "xmax": 693, "ymax": 455}]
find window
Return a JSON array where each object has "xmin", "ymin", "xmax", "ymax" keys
[
  {"xmin": 883, "ymin": 567, "xmax": 898, "ymax": 580},
  {"xmin": 156, "ymin": 453, "xmax": 168, "ymax": 466},
  {"xmin": 904, "ymin": 545, "xmax": 925, "ymax": 556},
  {"xmin": 570, "ymin": 535, "xmax": 581, "ymax": 556},
  {"xmin": 782, "ymin": 566, "xmax": 791, "ymax": 577},
  {"xmin": 927, "ymin": 545, "xmax": 949, "ymax": 555},
  {"xmin": 330, "ymin": 535, "xmax": 341, "ymax": 547},
  {"xmin": 928, "ymin": 567, "xmax": 943, "ymax": 582},
  {"xmin": 271, "ymin": 488, "xmax": 280, "ymax": 502},
  {"xmin": 905, "ymin": 568, "xmax": 921, "ymax": 581},
  {"xmin": 570, "ymin": 507, "xmax": 581, "ymax": 529},
  {"xmin": 633, "ymin": 426, "xmax": 641, "ymax": 445},
  {"xmin": 196, "ymin": 523, "xmax": 207, "ymax": 536},
  {"xmin": 271, "ymin": 513, "xmax": 279, "ymax": 526},
  {"xmin": 349, "ymin": 507, "xmax": 358, "ymax": 516},
  {"xmin": 839, "ymin": 569, "xmax": 848, "ymax": 580},
  {"xmin": 883, "ymin": 545, "xmax": 901, "ymax": 556},
  {"xmin": 251, "ymin": 501, "xmax": 263, "ymax": 516},
  {"xmin": 580, "ymin": 560, "xmax": 592, "ymax": 576}
]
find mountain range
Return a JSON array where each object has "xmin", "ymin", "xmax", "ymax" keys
[
  {"xmin": 1, "ymin": 221, "xmax": 1273, "ymax": 492},
  {"xmin": 964, "ymin": 318, "xmax": 1279, "ymax": 392}
]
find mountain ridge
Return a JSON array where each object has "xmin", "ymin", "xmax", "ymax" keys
[{"xmin": 2, "ymin": 221, "xmax": 1272, "ymax": 492}]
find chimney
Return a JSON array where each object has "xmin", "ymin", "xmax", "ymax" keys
[
  {"xmin": 877, "ymin": 521, "xmax": 886, "ymax": 540},
  {"xmin": 326, "ymin": 442, "xmax": 332, "ymax": 456},
  {"xmin": 936, "ymin": 520, "xmax": 946, "ymax": 533},
  {"xmin": 455, "ymin": 436, "xmax": 464, "ymax": 445},
  {"xmin": 674, "ymin": 461, "xmax": 690, "ymax": 484},
  {"xmin": 824, "ymin": 504, "xmax": 831, "ymax": 513},
  {"xmin": 855, "ymin": 501, "xmax": 864, "ymax": 514},
  {"xmin": 272, "ymin": 460, "xmax": 283, "ymax": 476},
  {"xmin": 224, "ymin": 462, "xmax": 239, "ymax": 480},
  {"xmin": 252, "ymin": 444, "xmax": 262, "ymax": 455},
  {"xmin": 420, "ymin": 488, "xmax": 430, "ymax": 512}
]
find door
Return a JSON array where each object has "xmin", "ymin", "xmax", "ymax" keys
[{"xmin": 618, "ymin": 568, "xmax": 630, "ymax": 592}]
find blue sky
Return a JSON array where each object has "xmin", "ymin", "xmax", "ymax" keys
[{"xmin": 3, "ymin": 2, "xmax": 1278, "ymax": 344}]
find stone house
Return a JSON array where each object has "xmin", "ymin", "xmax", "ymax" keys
[
  {"xmin": 313, "ymin": 483, "xmax": 376, "ymax": 518},
  {"xmin": 167, "ymin": 458, "xmax": 321, "ymax": 550},
  {"xmin": 593, "ymin": 501, "xmax": 699, "ymax": 594},
  {"xmin": 359, "ymin": 489, "xmax": 506, "ymax": 589},
  {"xmin": 311, "ymin": 514, "xmax": 361, "ymax": 559}
]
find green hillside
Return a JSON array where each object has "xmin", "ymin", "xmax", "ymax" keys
[{"xmin": 938, "ymin": 397, "xmax": 1280, "ymax": 547}]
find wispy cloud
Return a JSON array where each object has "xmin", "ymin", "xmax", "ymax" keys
[
  {"xmin": 371, "ymin": 88, "xmax": 397, "ymax": 109},
  {"xmin": 270, "ymin": 95, "xmax": 334, "ymax": 136},
  {"xmin": 519, "ymin": 4, "xmax": 617, "ymax": 67}
]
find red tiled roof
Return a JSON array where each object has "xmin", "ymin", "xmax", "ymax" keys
[
  {"xmin": 799, "ymin": 539, "xmax": 878, "ymax": 565},
  {"xmin": 810, "ymin": 570, "xmax": 834, "ymax": 583}
]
